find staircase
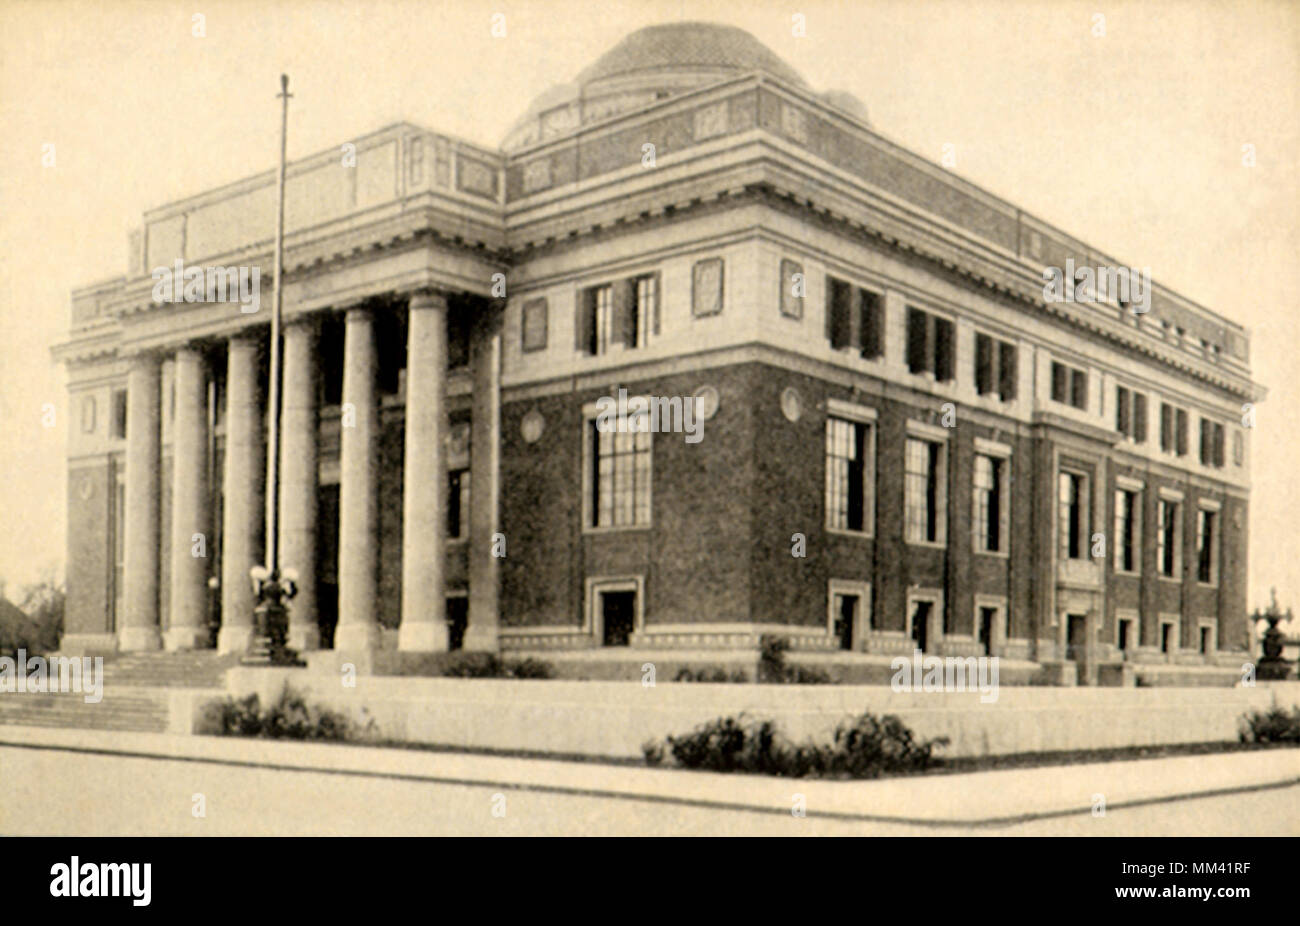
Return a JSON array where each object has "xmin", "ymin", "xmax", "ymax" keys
[{"xmin": 0, "ymin": 651, "xmax": 238, "ymax": 734}]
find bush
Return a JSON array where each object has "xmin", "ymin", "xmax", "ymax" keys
[
  {"xmin": 757, "ymin": 634, "xmax": 833, "ymax": 685},
  {"xmin": 435, "ymin": 652, "xmax": 554, "ymax": 679},
  {"xmin": 674, "ymin": 666, "xmax": 749, "ymax": 683},
  {"xmin": 643, "ymin": 710, "xmax": 948, "ymax": 779},
  {"xmin": 198, "ymin": 686, "xmax": 356, "ymax": 741},
  {"xmin": 1240, "ymin": 706, "xmax": 1300, "ymax": 744}
]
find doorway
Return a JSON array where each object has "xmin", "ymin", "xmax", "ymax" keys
[
  {"xmin": 600, "ymin": 591, "xmax": 636, "ymax": 646},
  {"xmin": 446, "ymin": 596, "xmax": 468, "ymax": 651},
  {"xmin": 910, "ymin": 601, "xmax": 931, "ymax": 653},
  {"xmin": 832, "ymin": 593, "xmax": 857, "ymax": 651},
  {"xmin": 1066, "ymin": 614, "xmax": 1087, "ymax": 662},
  {"xmin": 978, "ymin": 606, "xmax": 997, "ymax": 656}
]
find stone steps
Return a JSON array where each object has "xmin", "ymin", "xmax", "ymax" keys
[{"xmin": 0, "ymin": 689, "xmax": 170, "ymax": 733}]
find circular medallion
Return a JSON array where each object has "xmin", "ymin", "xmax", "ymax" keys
[
  {"xmin": 693, "ymin": 385, "xmax": 720, "ymax": 420},
  {"xmin": 521, "ymin": 409, "xmax": 545, "ymax": 444},
  {"xmin": 780, "ymin": 387, "xmax": 802, "ymax": 422}
]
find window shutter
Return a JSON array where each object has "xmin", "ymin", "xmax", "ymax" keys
[
  {"xmin": 611, "ymin": 280, "xmax": 633, "ymax": 347},
  {"xmin": 998, "ymin": 343, "xmax": 1018, "ymax": 400},
  {"xmin": 1051, "ymin": 362, "xmax": 1068, "ymax": 403},
  {"xmin": 576, "ymin": 287, "xmax": 594, "ymax": 353},
  {"xmin": 1134, "ymin": 393, "xmax": 1148, "ymax": 443},
  {"xmin": 1160, "ymin": 403, "xmax": 1173, "ymax": 452},
  {"xmin": 1176, "ymin": 408, "xmax": 1188, "ymax": 456},
  {"xmin": 1213, "ymin": 423, "xmax": 1225, "ymax": 467},
  {"xmin": 906, "ymin": 308, "xmax": 928, "ymax": 373},
  {"xmin": 860, "ymin": 290, "xmax": 883, "ymax": 359},
  {"xmin": 934, "ymin": 317, "xmax": 955, "ymax": 381},
  {"xmin": 649, "ymin": 273, "xmax": 662, "ymax": 336},
  {"xmin": 1199, "ymin": 418, "xmax": 1211, "ymax": 464},
  {"xmin": 827, "ymin": 278, "xmax": 852, "ymax": 349},
  {"xmin": 975, "ymin": 334, "xmax": 993, "ymax": 395},
  {"xmin": 1071, "ymin": 370, "xmax": 1088, "ymax": 410},
  {"xmin": 1117, "ymin": 387, "xmax": 1131, "ymax": 436}
]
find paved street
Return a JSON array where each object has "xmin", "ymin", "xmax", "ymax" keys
[{"xmin": 2, "ymin": 735, "xmax": 1297, "ymax": 836}]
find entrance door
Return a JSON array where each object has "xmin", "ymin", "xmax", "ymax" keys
[
  {"xmin": 601, "ymin": 591, "xmax": 635, "ymax": 646},
  {"xmin": 446, "ymin": 597, "xmax": 468, "ymax": 651},
  {"xmin": 832, "ymin": 594, "xmax": 856, "ymax": 651},
  {"xmin": 1066, "ymin": 614, "xmax": 1087, "ymax": 661},
  {"xmin": 978, "ymin": 607, "xmax": 996, "ymax": 656},
  {"xmin": 911, "ymin": 601, "xmax": 931, "ymax": 653}
]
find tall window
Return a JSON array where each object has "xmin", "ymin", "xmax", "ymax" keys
[
  {"xmin": 1057, "ymin": 471, "xmax": 1087, "ymax": 560},
  {"xmin": 1051, "ymin": 362, "xmax": 1088, "ymax": 410},
  {"xmin": 905, "ymin": 438, "xmax": 944, "ymax": 544},
  {"xmin": 1116, "ymin": 387, "xmax": 1147, "ymax": 443},
  {"xmin": 1196, "ymin": 508, "xmax": 1218, "ymax": 584},
  {"xmin": 1114, "ymin": 487, "xmax": 1141, "ymax": 574},
  {"xmin": 972, "ymin": 454, "xmax": 1006, "ymax": 553},
  {"xmin": 591, "ymin": 284, "xmax": 613, "ymax": 355},
  {"xmin": 578, "ymin": 275, "xmax": 659, "ymax": 355},
  {"xmin": 1157, "ymin": 499, "xmax": 1180, "ymax": 577},
  {"xmin": 1199, "ymin": 418, "xmax": 1226, "ymax": 468},
  {"xmin": 633, "ymin": 274, "xmax": 657, "ymax": 348},
  {"xmin": 447, "ymin": 469, "xmax": 470, "ymax": 540},
  {"xmin": 590, "ymin": 416, "xmax": 651, "ymax": 528},
  {"xmin": 825, "ymin": 277, "xmax": 883, "ymax": 359},
  {"xmin": 975, "ymin": 334, "xmax": 1017, "ymax": 401},
  {"xmin": 1161, "ymin": 404, "xmax": 1190, "ymax": 456},
  {"xmin": 825, "ymin": 417, "xmax": 872, "ymax": 532},
  {"xmin": 905, "ymin": 308, "xmax": 954, "ymax": 381}
]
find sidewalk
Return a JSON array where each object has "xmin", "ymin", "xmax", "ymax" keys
[{"xmin": 2, "ymin": 724, "xmax": 1298, "ymax": 827}]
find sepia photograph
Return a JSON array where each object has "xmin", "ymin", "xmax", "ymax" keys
[{"xmin": 0, "ymin": 0, "xmax": 1296, "ymax": 897}]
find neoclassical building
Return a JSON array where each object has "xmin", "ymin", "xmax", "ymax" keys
[{"xmin": 55, "ymin": 23, "xmax": 1263, "ymax": 682}]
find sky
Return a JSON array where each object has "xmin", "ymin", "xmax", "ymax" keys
[{"xmin": 0, "ymin": 0, "xmax": 1296, "ymax": 616}]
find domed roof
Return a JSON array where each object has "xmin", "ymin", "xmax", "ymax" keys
[
  {"xmin": 502, "ymin": 22, "xmax": 815, "ymax": 150},
  {"xmin": 575, "ymin": 22, "xmax": 809, "ymax": 90}
]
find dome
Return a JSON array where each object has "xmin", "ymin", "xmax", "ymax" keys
[{"xmin": 503, "ymin": 23, "xmax": 813, "ymax": 150}]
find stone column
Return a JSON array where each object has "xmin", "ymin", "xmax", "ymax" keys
[
  {"xmin": 165, "ymin": 346, "xmax": 211, "ymax": 650},
  {"xmin": 280, "ymin": 318, "xmax": 319, "ymax": 651},
  {"xmin": 335, "ymin": 306, "xmax": 381, "ymax": 652},
  {"xmin": 218, "ymin": 335, "xmax": 263, "ymax": 654},
  {"xmin": 120, "ymin": 352, "xmax": 162, "ymax": 652},
  {"xmin": 399, "ymin": 292, "xmax": 449, "ymax": 652},
  {"xmin": 464, "ymin": 308, "xmax": 502, "ymax": 652}
]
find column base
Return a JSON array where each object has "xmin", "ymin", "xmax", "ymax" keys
[
  {"xmin": 398, "ymin": 621, "xmax": 449, "ymax": 653},
  {"xmin": 288, "ymin": 624, "xmax": 320, "ymax": 652},
  {"xmin": 118, "ymin": 626, "xmax": 162, "ymax": 653},
  {"xmin": 164, "ymin": 626, "xmax": 210, "ymax": 651},
  {"xmin": 333, "ymin": 621, "xmax": 382, "ymax": 654},
  {"xmin": 460, "ymin": 626, "xmax": 499, "ymax": 653},
  {"xmin": 216, "ymin": 625, "xmax": 254, "ymax": 655}
]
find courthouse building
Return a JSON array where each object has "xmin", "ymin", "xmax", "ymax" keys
[{"xmin": 54, "ymin": 23, "xmax": 1263, "ymax": 681}]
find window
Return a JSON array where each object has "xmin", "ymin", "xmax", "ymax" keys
[
  {"xmin": 905, "ymin": 307, "xmax": 954, "ymax": 381},
  {"xmin": 825, "ymin": 417, "xmax": 873, "ymax": 533},
  {"xmin": 905, "ymin": 437, "xmax": 945, "ymax": 544},
  {"xmin": 825, "ymin": 277, "xmax": 883, "ymax": 359},
  {"xmin": 975, "ymin": 333, "xmax": 1017, "ymax": 401},
  {"xmin": 1176, "ymin": 408, "xmax": 1188, "ymax": 456},
  {"xmin": 780, "ymin": 259, "xmax": 804, "ymax": 319},
  {"xmin": 447, "ymin": 469, "xmax": 470, "ymax": 540},
  {"xmin": 1157, "ymin": 498, "xmax": 1180, "ymax": 578},
  {"xmin": 972, "ymin": 454, "xmax": 1007, "ymax": 553},
  {"xmin": 1050, "ymin": 362, "xmax": 1088, "ymax": 410},
  {"xmin": 521, "ymin": 298, "xmax": 548, "ymax": 352},
  {"xmin": 691, "ymin": 258, "xmax": 724, "ymax": 317},
  {"xmin": 577, "ymin": 275, "xmax": 659, "ymax": 355},
  {"xmin": 1117, "ymin": 616, "xmax": 1135, "ymax": 651},
  {"xmin": 111, "ymin": 388, "xmax": 128, "ymax": 440},
  {"xmin": 1199, "ymin": 622, "xmax": 1215, "ymax": 655},
  {"xmin": 828, "ymin": 580, "xmax": 871, "ymax": 651},
  {"xmin": 1057, "ymin": 470, "xmax": 1088, "ymax": 560},
  {"xmin": 1116, "ymin": 387, "xmax": 1147, "ymax": 442},
  {"xmin": 1160, "ymin": 403, "xmax": 1189, "ymax": 456},
  {"xmin": 1199, "ymin": 418, "xmax": 1225, "ymax": 468},
  {"xmin": 1160, "ymin": 620, "xmax": 1177, "ymax": 654},
  {"xmin": 589, "ymin": 415, "xmax": 651, "ymax": 528},
  {"xmin": 1196, "ymin": 507, "xmax": 1218, "ymax": 584},
  {"xmin": 1114, "ymin": 487, "xmax": 1141, "ymax": 574}
]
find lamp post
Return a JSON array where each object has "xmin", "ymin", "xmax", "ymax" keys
[
  {"xmin": 242, "ymin": 74, "xmax": 304, "ymax": 668},
  {"xmin": 1251, "ymin": 588, "xmax": 1294, "ymax": 681}
]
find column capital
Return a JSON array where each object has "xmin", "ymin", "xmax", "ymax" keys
[{"xmin": 407, "ymin": 289, "xmax": 449, "ymax": 312}]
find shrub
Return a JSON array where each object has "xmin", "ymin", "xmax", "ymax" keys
[
  {"xmin": 757, "ymin": 634, "xmax": 833, "ymax": 684},
  {"xmin": 645, "ymin": 710, "xmax": 948, "ymax": 779},
  {"xmin": 1240, "ymin": 706, "xmax": 1300, "ymax": 744},
  {"xmin": 198, "ymin": 686, "xmax": 354, "ymax": 741},
  {"xmin": 674, "ymin": 666, "xmax": 749, "ymax": 683},
  {"xmin": 435, "ymin": 652, "xmax": 554, "ymax": 679}
]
